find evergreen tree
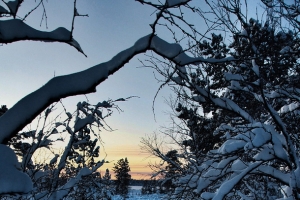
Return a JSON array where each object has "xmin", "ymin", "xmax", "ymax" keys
[
  {"xmin": 103, "ymin": 168, "xmax": 111, "ymax": 182},
  {"xmin": 102, "ymin": 168, "xmax": 113, "ymax": 191},
  {"xmin": 161, "ymin": 150, "xmax": 181, "ymax": 193},
  {"xmin": 112, "ymin": 157, "xmax": 131, "ymax": 196}
]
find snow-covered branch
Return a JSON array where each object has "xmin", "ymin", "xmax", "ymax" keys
[
  {"xmin": 0, "ymin": 145, "xmax": 32, "ymax": 194},
  {"xmin": 0, "ymin": 19, "xmax": 85, "ymax": 55},
  {"xmin": 0, "ymin": 34, "xmax": 235, "ymax": 144}
]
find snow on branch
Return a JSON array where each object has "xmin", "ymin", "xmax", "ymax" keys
[
  {"xmin": 0, "ymin": 144, "xmax": 32, "ymax": 194},
  {"xmin": 0, "ymin": 19, "xmax": 85, "ymax": 55},
  {"xmin": 189, "ymin": 84, "xmax": 254, "ymax": 123},
  {"xmin": 212, "ymin": 161, "xmax": 262, "ymax": 200},
  {"xmin": 0, "ymin": 34, "xmax": 235, "ymax": 144},
  {"xmin": 150, "ymin": 36, "xmax": 236, "ymax": 65},
  {"xmin": 48, "ymin": 161, "xmax": 104, "ymax": 200},
  {"xmin": 257, "ymin": 165, "xmax": 290, "ymax": 185}
]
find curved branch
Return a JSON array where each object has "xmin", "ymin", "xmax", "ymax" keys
[
  {"xmin": 0, "ymin": 34, "xmax": 235, "ymax": 144},
  {"xmin": 0, "ymin": 34, "xmax": 152, "ymax": 144}
]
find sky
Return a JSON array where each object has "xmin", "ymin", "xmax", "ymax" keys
[
  {"xmin": 0, "ymin": 0, "xmax": 175, "ymax": 179},
  {"xmin": 0, "ymin": 0, "xmax": 264, "ymax": 179}
]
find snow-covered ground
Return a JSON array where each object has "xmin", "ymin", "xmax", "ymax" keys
[{"xmin": 112, "ymin": 186, "xmax": 165, "ymax": 200}]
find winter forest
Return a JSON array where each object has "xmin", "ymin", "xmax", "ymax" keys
[{"xmin": 1, "ymin": 0, "xmax": 300, "ymax": 199}]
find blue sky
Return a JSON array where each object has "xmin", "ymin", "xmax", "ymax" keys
[{"xmin": 0, "ymin": 0, "xmax": 175, "ymax": 179}]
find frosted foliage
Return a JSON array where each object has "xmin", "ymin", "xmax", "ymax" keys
[
  {"xmin": 251, "ymin": 128, "xmax": 271, "ymax": 147},
  {"xmin": 0, "ymin": 100, "xmax": 116, "ymax": 198},
  {"xmin": 139, "ymin": 0, "xmax": 300, "ymax": 199},
  {"xmin": 251, "ymin": 59, "xmax": 260, "ymax": 76},
  {"xmin": 231, "ymin": 160, "xmax": 247, "ymax": 171},
  {"xmin": 280, "ymin": 186, "xmax": 293, "ymax": 199},
  {"xmin": 74, "ymin": 115, "xmax": 95, "ymax": 132},
  {"xmin": 49, "ymin": 167, "xmax": 93, "ymax": 200},
  {"xmin": 253, "ymin": 145, "xmax": 274, "ymax": 161},
  {"xmin": 0, "ymin": 145, "xmax": 32, "ymax": 194},
  {"xmin": 279, "ymin": 102, "xmax": 300, "ymax": 114},
  {"xmin": 218, "ymin": 139, "xmax": 245, "ymax": 154},
  {"xmin": 224, "ymin": 73, "xmax": 244, "ymax": 81},
  {"xmin": 240, "ymin": 29, "xmax": 248, "ymax": 36},
  {"xmin": 280, "ymin": 46, "xmax": 292, "ymax": 54}
]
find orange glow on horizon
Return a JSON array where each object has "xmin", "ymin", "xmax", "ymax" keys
[{"xmin": 98, "ymin": 144, "xmax": 158, "ymax": 180}]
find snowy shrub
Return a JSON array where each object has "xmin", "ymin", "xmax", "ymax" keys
[
  {"xmin": 2, "ymin": 99, "xmax": 124, "ymax": 199},
  {"xmin": 141, "ymin": 0, "xmax": 300, "ymax": 199}
]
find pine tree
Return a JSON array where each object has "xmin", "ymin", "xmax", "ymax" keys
[
  {"xmin": 161, "ymin": 150, "xmax": 181, "ymax": 193},
  {"xmin": 103, "ymin": 168, "xmax": 111, "ymax": 182},
  {"xmin": 112, "ymin": 157, "xmax": 131, "ymax": 196},
  {"xmin": 99, "ymin": 168, "xmax": 113, "ymax": 199},
  {"xmin": 102, "ymin": 168, "xmax": 112, "ymax": 189}
]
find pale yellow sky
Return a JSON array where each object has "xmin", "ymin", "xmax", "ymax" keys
[
  {"xmin": 99, "ymin": 145, "xmax": 154, "ymax": 180},
  {"xmin": 32, "ymin": 138, "xmax": 159, "ymax": 180},
  {"xmin": 98, "ymin": 132, "xmax": 160, "ymax": 180}
]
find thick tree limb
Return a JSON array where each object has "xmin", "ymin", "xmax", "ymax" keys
[{"xmin": 0, "ymin": 34, "xmax": 235, "ymax": 144}]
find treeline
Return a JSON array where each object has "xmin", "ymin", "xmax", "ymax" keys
[{"xmin": 129, "ymin": 179, "xmax": 145, "ymax": 186}]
